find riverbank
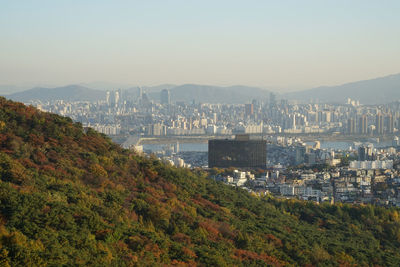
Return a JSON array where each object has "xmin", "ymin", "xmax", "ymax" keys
[{"xmin": 136, "ymin": 134, "xmax": 397, "ymax": 145}]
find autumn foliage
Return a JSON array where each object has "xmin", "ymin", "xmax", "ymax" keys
[{"xmin": 0, "ymin": 97, "xmax": 400, "ymax": 266}]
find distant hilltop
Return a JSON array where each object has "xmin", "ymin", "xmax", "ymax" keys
[
  {"xmin": 5, "ymin": 85, "xmax": 106, "ymax": 103},
  {"xmin": 284, "ymin": 73, "xmax": 400, "ymax": 104}
]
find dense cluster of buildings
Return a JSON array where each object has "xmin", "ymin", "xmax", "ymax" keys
[
  {"xmin": 30, "ymin": 89, "xmax": 400, "ymax": 138},
  {"xmin": 213, "ymin": 136, "xmax": 400, "ymax": 206},
  {"xmin": 27, "ymin": 88, "xmax": 400, "ymax": 206},
  {"xmin": 215, "ymin": 164, "xmax": 400, "ymax": 206}
]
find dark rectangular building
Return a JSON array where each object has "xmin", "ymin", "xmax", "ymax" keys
[{"xmin": 208, "ymin": 136, "xmax": 267, "ymax": 169}]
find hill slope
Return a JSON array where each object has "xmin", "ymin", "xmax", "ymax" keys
[
  {"xmin": 5, "ymin": 85, "xmax": 106, "ymax": 102},
  {"xmin": 0, "ymin": 97, "xmax": 400, "ymax": 266},
  {"xmin": 285, "ymin": 73, "xmax": 400, "ymax": 104}
]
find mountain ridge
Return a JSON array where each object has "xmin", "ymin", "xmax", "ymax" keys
[
  {"xmin": 284, "ymin": 73, "xmax": 400, "ymax": 104},
  {"xmin": 2, "ymin": 73, "xmax": 400, "ymax": 104}
]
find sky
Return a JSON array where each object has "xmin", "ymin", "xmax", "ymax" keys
[{"xmin": 1, "ymin": 0, "xmax": 400, "ymax": 92}]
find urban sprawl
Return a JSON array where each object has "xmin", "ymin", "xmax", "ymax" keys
[{"xmin": 27, "ymin": 88, "xmax": 400, "ymax": 206}]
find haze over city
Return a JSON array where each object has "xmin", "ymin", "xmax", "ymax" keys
[
  {"xmin": 3, "ymin": 1, "xmax": 400, "ymax": 266},
  {"xmin": 1, "ymin": 0, "xmax": 400, "ymax": 91}
]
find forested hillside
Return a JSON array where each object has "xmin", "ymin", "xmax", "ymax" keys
[{"xmin": 0, "ymin": 97, "xmax": 400, "ymax": 266}]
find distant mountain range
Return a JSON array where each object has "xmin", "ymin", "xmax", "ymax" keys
[
  {"xmin": 2, "ymin": 73, "xmax": 400, "ymax": 104},
  {"xmin": 3, "ymin": 84, "xmax": 271, "ymax": 104},
  {"xmin": 284, "ymin": 73, "xmax": 400, "ymax": 104}
]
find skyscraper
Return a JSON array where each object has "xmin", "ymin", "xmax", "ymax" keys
[
  {"xmin": 160, "ymin": 89, "xmax": 171, "ymax": 105},
  {"xmin": 385, "ymin": 114, "xmax": 394, "ymax": 134},
  {"xmin": 208, "ymin": 135, "xmax": 266, "ymax": 169},
  {"xmin": 376, "ymin": 113, "xmax": 384, "ymax": 135},
  {"xmin": 106, "ymin": 91, "xmax": 111, "ymax": 106},
  {"xmin": 269, "ymin": 93, "xmax": 276, "ymax": 108},
  {"xmin": 295, "ymin": 146, "xmax": 306, "ymax": 165},
  {"xmin": 108, "ymin": 90, "xmax": 116, "ymax": 107},
  {"xmin": 245, "ymin": 103, "xmax": 254, "ymax": 117},
  {"xmin": 358, "ymin": 115, "xmax": 368, "ymax": 134},
  {"xmin": 138, "ymin": 87, "xmax": 143, "ymax": 99},
  {"xmin": 347, "ymin": 118, "xmax": 356, "ymax": 134},
  {"xmin": 358, "ymin": 146, "xmax": 367, "ymax": 161},
  {"xmin": 358, "ymin": 145, "xmax": 373, "ymax": 161},
  {"xmin": 114, "ymin": 90, "xmax": 120, "ymax": 108}
]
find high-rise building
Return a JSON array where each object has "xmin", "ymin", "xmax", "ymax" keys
[
  {"xmin": 252, "ymin": 99, "xmax": 259, "ymax": 110},
  {"xmin": 398, "ymin": 117, "xmax": 400, "ymax": 132},
  {"xmin": 376, "ymin": 113, "xmax": 384, "ymax": 135},
  {"xmin": 269, "ymin": 93, "xmax": 276, "ymax": 108},
  {"xmin": 358, "ymin": 146, "xmax": 367, "ymax": 161},
  {"xmin": 208, "ymin": 135, "xmax": 266, "ymax": 169},
  {"xmin": 347, "ymin": 118, "xmax": 356, "ymax": 134},
  {"xmin": 138, "ymin": 87, "xmax": 143, "ymax": 99},
  {"xmin": 109, "ymin": 91, "xmax": 116, "ymax": 107},
  {"xmin": 358, "ymin": 145, "xmax": 373, "ymax": 161},
  {"xmin": 295, "ymin": 146, "xmax": 306, "ymax": 165},
  {"xmin": 106, "ymin": 91, "xmax": 111, "ymax": 106},
  {"xmin": 141, "ymin": 92, "xmax": 151, "ymax": 107},
  {"xmin": 114, "ymin": 90, "xmax": 120, "ymax": 107},
  {"xmin": 358, "ymin": 115, "xmax": 368, "ymax": 134},
  {"xmin": 290, "ymin": 114, "xmax": 296, "ymax": 129},
  {"xmin": 151, "ymin": 123, "xmax": 166, "ymax": 136},
  {"xmin": 160, "ymin": 89, "xmax": 171, "ymax": 105},
  {"xmin": 385, "ymin": 114, "xmax": 394, "ymax": 134},
  {"xmin": 318, "ymin": 111, "xmax": 323, "ymax": 123},
  {"xmin": 324, "ymin": 111, "xmax": 331, "ymax": 123},
  {"xmin": 245, "ymin": 103, "xmax": 254, "ymax": 117}
]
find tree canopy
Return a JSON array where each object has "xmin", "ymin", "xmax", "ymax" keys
[{"xmin": 0, "ymin": 97, "xmax": 399, "ymax": 266}]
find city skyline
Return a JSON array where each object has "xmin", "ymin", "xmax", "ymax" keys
[{"xmin": 1, "ymin": 1, "xmax": 400, "ymax": 91}]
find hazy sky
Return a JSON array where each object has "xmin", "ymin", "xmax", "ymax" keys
[{"xmin": 1, "ymin": 0, "xmax": 400, "ymax": 91}]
